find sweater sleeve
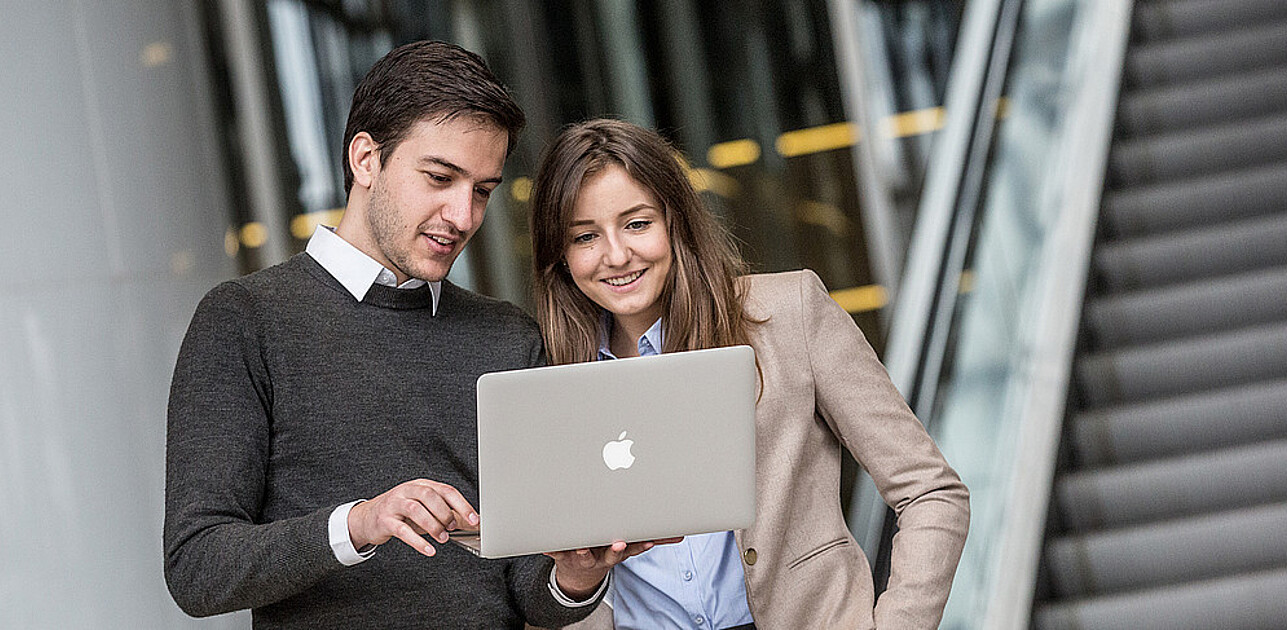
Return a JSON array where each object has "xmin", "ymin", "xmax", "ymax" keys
[
  {"xmin": 798, "ymin": 270, "xmax": 970, "ymax": 630},
  {"xmin": 164, "ymin": 282, "xmax": 341, "ymax": 617},
  {"xmin": 507, "ymin": 554, "xmax": 605, "ymax": 628}
]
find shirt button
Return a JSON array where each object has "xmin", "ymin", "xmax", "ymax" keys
[
  {"xmin": 744, "ymin": 547, "xmax": 758, "ymax": 566},
  {"xmin": 683, "ymin": 570, "xmax": 693, "ymax": 581},
  {"xmin": 695, "ymin": 617, "xmax": 705, "ymax": 626}
]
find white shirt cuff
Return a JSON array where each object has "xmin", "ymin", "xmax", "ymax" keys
[
  {"xmin": 548, "ymin": 563, "xmax": 610, "ymax": 608},
  {"xmin": 329, "ymin": 500, "xmax": 376, "ymax": 566}
]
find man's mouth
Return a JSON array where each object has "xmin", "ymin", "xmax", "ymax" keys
[
  {"xmin": 603, "ymin": 270, "xmax": 645, "ymax": 287},
  {"xmin": 425, "ymin": 233, "xmax": 456, "ymax": 249}
]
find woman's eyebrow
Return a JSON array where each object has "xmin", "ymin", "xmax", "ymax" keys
[{"xmin": 569, "ymin": 204, "xmax": 657, "ymax": 227}]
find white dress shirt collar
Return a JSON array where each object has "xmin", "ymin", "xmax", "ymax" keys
[{"xmin": 305, "ymin": 225, "xmax": 441, "ymax": 314}]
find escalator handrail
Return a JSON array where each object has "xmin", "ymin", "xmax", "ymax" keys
[
  {"xmin": 977, "ymin": 4, "xmax": 1134, "ymax": 627},
  {"xmin": 860, "ymin": 0, "xmax": 1134, "ymax": 625},
  {"xmin": 883, "ymin": 0, "xmax": 1022, "ymax": 413},
  {"xmin": 845, "ymin": 0, "xmax": 1025, "ymax": 578}
]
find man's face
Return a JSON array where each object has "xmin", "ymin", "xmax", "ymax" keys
[{"xmin": 354, "ymin": 116, "xmax": 509, "ymax": 283}]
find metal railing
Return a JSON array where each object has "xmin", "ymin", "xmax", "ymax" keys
[
  {"xmin": 848, "ymin": 0, "xmax": 1134, "ymax": 627},
  {"xmin": 844, "ymin": 0, "xmax": 1024, "ymax": 581}
]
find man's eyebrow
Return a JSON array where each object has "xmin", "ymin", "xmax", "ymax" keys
[{"xmin": 418, "ymin": 156, "xmax": 504, "ymax": 184}]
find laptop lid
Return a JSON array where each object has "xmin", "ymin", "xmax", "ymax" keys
[{"xmin": 470, "ymin": 345, "xmax": 757, "ymax": 558}]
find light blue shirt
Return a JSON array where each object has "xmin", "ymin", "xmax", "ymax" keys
[{"xmin": 598, "ymin": 316, "xmax": 755, "ymax": 630}]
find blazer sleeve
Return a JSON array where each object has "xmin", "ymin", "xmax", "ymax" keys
[
  {"xmin": 163, "ymin": 282, "xmax": 341, "ymax": 617},
  {"xmin": 798, "ymin": 270, "xmax": 970, "ymax": 630}
]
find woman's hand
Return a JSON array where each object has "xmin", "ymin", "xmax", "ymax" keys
[{"xmin": 546, "ymin": 537, "xmax": 684, "ymax": 600}]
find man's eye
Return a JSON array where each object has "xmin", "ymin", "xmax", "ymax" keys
[
  {"xmin": 475, "ymin": 187, "xmax": 494, "ymax": 199},
  {"xmin": 426, "ymin": 172, "xmax": 450, "ymax": 183}
]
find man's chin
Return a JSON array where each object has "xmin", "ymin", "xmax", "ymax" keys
[
  {"xmin": 408, "ymin": 261, "xmax": 455, "ymax": 283},
  {"xmin": 388, "ymin": 251, "xmax": 457, "ymax": 284},
  {"xmin": 411, "ymin": 272, "xmax": 449, "ymax": 283}
]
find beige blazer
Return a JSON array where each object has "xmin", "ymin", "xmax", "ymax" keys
[{"xmin": 561, "ymin": 270, "xmax": 969, "ymax": 630}]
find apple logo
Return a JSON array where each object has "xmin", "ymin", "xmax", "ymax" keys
[{"xmin": 602, "ymin": 431, "xmax": 636, "ymax": 470}]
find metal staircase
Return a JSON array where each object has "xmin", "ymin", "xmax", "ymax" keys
[{"xmin": 1032, "ymin": 1, "xmax": 1287, "ymax": 628}]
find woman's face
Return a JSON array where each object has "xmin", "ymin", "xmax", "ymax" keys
[{"xmin": 564, "ymin": 164, "xmax": 673, "ymax": 333}]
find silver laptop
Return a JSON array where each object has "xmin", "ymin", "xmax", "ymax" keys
[{"xmin": 455, "ymin": 345, "xmax": 757, "ymax": 558}]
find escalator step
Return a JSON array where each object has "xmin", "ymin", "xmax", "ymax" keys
[
  {"xmin": 1117, "ymin": 64, "xmax": 1287, "ymax": 135},
  {"xmin": 1044, "ymin": 501, "xmax": 1287, "ymax": 597},
  {"xmin": 1041, "ymin": 4, "xmax": 1287, "ymax": 624},
  {"xmin": 1132, "ymin": 0, "xmax": 1287, "ymax": 43},
  {"xmin": 1071, "ymin": 378, "xmax": 1287, "ymax": 466},
  {"xmin": 1100, "ymin": 161, "xmax": 1287, "ymax": 239},
  {"xmin": 1034, "ymin": 565, "xmax": 1287, "ymax": 630},
  {"xmin": 1094, "ymin": 210, "xmax": 1287, "ymax": 291},
  {"xmin": 1126, "ymin": 20, "xmax": 1287, "ymax": 87},
  {"xmin": 1076, "ymin": 321, "xmax": 1287, "ymax": 406},
  {"xmin": 1109, "ymin": 113, "xmax": 1287, "ymax": 186},
  {"xmin": 1057, "ymin": 438, "xmax": 1287, "ymax": 530},
  {"xmin": 1085, "ymin": 265, "xmax": 1287, "ymax": 346}
]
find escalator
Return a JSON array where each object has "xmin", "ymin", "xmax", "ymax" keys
[{"xmin": 1033, "ymin": 1, "xmax": 1287, "ymax": 627}]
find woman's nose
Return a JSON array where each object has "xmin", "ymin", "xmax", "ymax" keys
[{"xmin": 603, "ymin": 236, "xmax": 631, "ymax": 267}]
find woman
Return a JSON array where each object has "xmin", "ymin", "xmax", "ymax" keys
[{"xmin": 529, "ymin": 119, "xmax": 969, "ymax": 630}]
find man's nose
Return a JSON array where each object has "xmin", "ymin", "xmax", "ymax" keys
[{"xmin": 441, "ymin": 185, "xmax": 475, "ymax": 231}]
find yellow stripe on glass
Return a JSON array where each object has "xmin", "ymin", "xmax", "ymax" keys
[
  {"xmin": 829, "ymin": 284, "xmax": 889, "ymax": 314},
  {"xmin": 775, "ymin": 122, "xmax": 860, "ymax": 157},
  {"xmin": 881, "ymin": 107, "xmax": 945, "ymax": 138},
  {"xmin": 510, "ymin": 176, "xmax": 534, "ymax": 203},
  {"xmin": 290, "ymin": 209, "xmax": 346, "ymax": 240},
  {"xmin": 707, "ymin": 139, "xmax": 762, "ymax": 168},
  {"xmin": 240, "ymin": 222, "xmax": 268, "ymax": 249},
  {"xmin": 688, "ymin": 167, "xmax": 740, "ymax": 198}
]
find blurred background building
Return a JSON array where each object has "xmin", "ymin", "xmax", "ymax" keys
[{"xmin": 3, "ymin": 0, "xmax": 1286, "ymax": 628}]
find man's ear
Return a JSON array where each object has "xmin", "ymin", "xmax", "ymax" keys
[{"xmin": 348, "ymin": 132, "xmax": 380, "ymax": 190}]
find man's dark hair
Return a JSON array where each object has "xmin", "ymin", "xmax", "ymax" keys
[{"xmin": 341, "ymin": 40, "xmax": 526, "ymax": 195}]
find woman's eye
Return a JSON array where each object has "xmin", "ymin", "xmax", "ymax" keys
[
  {"xmin": 625, "ymin": 219, "xmax": 652, "ymax": 230},
  {"xmin": 572, "ymin": 233, "xmax": 595, "ymax": 244}
]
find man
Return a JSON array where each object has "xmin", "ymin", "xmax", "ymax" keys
[{"xmin": 164, "ymin": 41, "xmax": 642, "ymax": 629}]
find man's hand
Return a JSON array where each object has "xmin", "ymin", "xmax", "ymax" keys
[
  {"xmin": 348, "ymin": 479, "xmax": 479, "ymax": 557},
  {"xmin": 546, "ymin": 537, "xmax": 684, "ymax": 600}
]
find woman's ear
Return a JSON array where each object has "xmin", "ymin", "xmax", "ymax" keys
[{"xmin": 348, "ymin": 132, "xmax": 380, "ymax": 190}]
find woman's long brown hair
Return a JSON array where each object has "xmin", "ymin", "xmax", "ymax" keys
[{"xmin": 529, "ymin": 119, "xmax": 756, "ymax": 365}]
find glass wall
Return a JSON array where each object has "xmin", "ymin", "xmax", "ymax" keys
[
  {"xmin": 208, "ymin": 0, "xmax": 964, "ymax": 350},
  {"xmin": 922, "ymin": 0, "xmax": 1127, "ymax": 625}
]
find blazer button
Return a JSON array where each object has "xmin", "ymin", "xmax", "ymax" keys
[{"xmin": 744, "ymin": 548, "xmax": 757, "ymax": 566}]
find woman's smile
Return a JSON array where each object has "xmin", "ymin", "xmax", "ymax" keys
[{"xmin": 603, "ymin": 269, "xmax": 646, "ymax": 288}]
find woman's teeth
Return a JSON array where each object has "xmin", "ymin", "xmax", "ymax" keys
[{"xmin": 604, "ymin": 270, "xmax": 644, "ymax": 286}]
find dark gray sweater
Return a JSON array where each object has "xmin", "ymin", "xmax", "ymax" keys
[{"xmin": 164, "ymin": 254, "xmax": 595, "ymax": 629}]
